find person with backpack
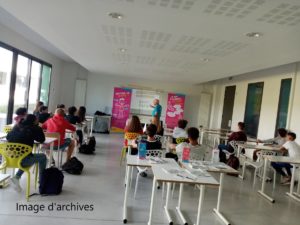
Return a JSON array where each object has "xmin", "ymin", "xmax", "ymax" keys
[
  {"xmin": 42, "ymin": 108, "xmax": 76, "ymax": 163},
  {"xmin": 66, "ymin": 106, "xmax": 84, "ymax": 146},
  {"xmin": 6, "ymin": 114, "xmax": 46, "ymax": 192}
]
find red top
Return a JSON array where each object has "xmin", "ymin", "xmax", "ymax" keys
[
  {"xmin": 228, "ymin": 131, "xmax": 247, "ymax": 142},
  {"xmin": 42, "ymin": 114, "xmax": 76, "ymax": 146}
]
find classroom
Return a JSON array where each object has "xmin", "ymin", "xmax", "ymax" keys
[{"xmin": 0, "ymin": 1, "xmax": 300, "ymax": 225}]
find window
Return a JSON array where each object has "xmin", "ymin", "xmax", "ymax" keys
[
  {"xmin": 244, "ymin": 82, "xmax": 264, "ymax": 138},
  {"xmin": 0, "ymin": 41, "xmax": 52, "ymax": 127},
  {"xmin": 275, "ymin": 78, "xmax": 292, "ymax": 132}
]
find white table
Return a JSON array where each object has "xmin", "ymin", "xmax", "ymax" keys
[
  {"xmin": 258, "ymin": 156, "xmax": 300, "ymax": 203},
  {"xmin": 0, "ymin": 132, "xmax": 6, "ymax": 139},
  {"xmin": 237, "ymin": 143, "xmax": 281, "ymax": 158},
  {"xmin": 148, "ymin": 164, "xmax": 219, "ymax": 225},
  {"xmin": 0, "ymin": 174, "xmax": 11, "ymax": 188},
  {"xmin": 122, "ymin": 156, "xmax": 177, "ymax": 224},
  {"xmin": 181, "ymin": 161, "xmax": 238, "ymax": 225},
  {"xmin": 86, "ymin": 115, "xmax": 94, "ymax": 136}
]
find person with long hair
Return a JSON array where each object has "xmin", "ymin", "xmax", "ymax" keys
[
  {"xmin": 33, "ymin": 101, "xmax": 44, "ymax": 117},
  {"xmin": 124, "ymin": 115, "xmax": 143, "ymax": 134},
  {"xmin": 6, "ymin": 114, "xmax": 46, "ymax": 192},
  {"xmin": 76, "ymin": 106, "xmax": 86, "ymax": 123}
]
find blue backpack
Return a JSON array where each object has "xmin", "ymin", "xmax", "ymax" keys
[{"xmin": 39, "ymin": 167, "xmax": 64, "ymax": 195}]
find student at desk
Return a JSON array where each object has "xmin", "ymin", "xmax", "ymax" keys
[
  {"xmin": 7, "ymin": 114, "xmax": 46, "ymax": 192},
  {"xmin": 271, "ymin": 132, "xmax": 300, "ymax": 185},
  {"xmin": 172, "ymin": 119, "xmax": 188, "ymax": 143},
  {"xmin": 66, "ymin": 106, "xmax": 84, "ymax": 146}
]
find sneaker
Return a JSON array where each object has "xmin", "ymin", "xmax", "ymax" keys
[{"xmin": 11, "ymin": 177, "xmax": 22, "ymax": 192}]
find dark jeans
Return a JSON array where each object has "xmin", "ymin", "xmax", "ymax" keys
[
  {"xmin": 16, "ymin": 153, "xmax": 47, "ymax": 180},
  {"xmin": 271, "ymin": 162, "xmax": 292, "ymax": 177},
  {"xmin": 166, "ymin": 152, "xmax": 178, "ymax": 162},
  {"xmin": 76, "ymin": 130, "xmax": 83, "ymax": 145},
  {"xmin": 218, "ymin": 144, "xmax": 232, "ymax": 163}
]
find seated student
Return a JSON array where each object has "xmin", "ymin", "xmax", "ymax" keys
[
  {"xmin": 38, "ymin": 106, "xmax": 51, "ymax": 123},
  {"xmin": 124, "ymin": 115, "xmax": 143, "ymax": 155},
  {"xmin": 56, "ymin": 104, "xmax": 65, "ymax": 109},
  {"xmin": 167, "ymin": 127, "xmax": 204, "ymax": 161},
  {"xmin": 66, "ymin": 106, "xmax": 84, "ymax": 146},
  {"xmin": 218, "ymin": 122, "xmax": 247, "ymax": 163},
  {"xmin": 33, "ymin": 101, "xmax": 44, "ymax": 117},
  {"xmin": 253, "ymin": 128, "xmax": 287, "ymax": 161},
  {"xmin": 14, "ymin": 107, "xmax": 28, "ymax": 124},
  {"xmin": 271, "ymin": 132, "xmax": 300, "ymax": 185},
  {"xmin": 172, "ymin": 119, "xmax": 188, "ymax": 143},
  {"xmin": 42, "ymin": 108, "xmax": 76, "ymax": 163},
  {"xmin": 6, "ymin": 114, "xmax": 46, "ymax": 191},
  {"xmin": 76, "ymin": 106, "xmax": 86, "ymax": 123}
]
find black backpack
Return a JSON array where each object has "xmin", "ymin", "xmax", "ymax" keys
[
  {"xmin": 62, "ymin": 157, "xmax": 84, "ymax": 175},
  {"xmin": 79, "ymin": 136, "xmax": 96, "ymax": 154},
  {"xmin": 227, "ymin": 155, "xmax": 240, "ymax": 176},
  {"xmin": 39, "ymin": 167, "xmax": 64, "ymax": 195}
]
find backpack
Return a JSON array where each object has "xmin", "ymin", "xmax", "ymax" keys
[
  {"xmin": 227, "ymin": 155, "xmax": 240, "ymax": 176},
  {"xmin": 79, "ymin": 136, "xmax": 96, "ymax": 154},
  {"xmin": 62, "ymin": 157, "xmax": 84, "ymax": 175},
  {"xmin": 39, "ymin": 167, "xmax": 64, "ymax": 195}
]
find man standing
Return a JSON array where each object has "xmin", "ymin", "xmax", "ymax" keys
[{"xmin": 151, "ymin": 99, "xmax": 162, "ymax": 132}]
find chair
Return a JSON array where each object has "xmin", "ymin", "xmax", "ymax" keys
[
  {"xmin": 240, "ymin": 150, "xmax": 276, "ymax": 186},
  {"xmin": 3, "ymin": 125, "xmax": 13, "ymax": 134},
  {"xmin": 120, "ymin": 132, "xmax": 140, "ymax": 165},
  {"xmin": 176, "ymin": 137, "xmax": 187, "ymax": 144},
  {"xmin": 43, "ymin": 132, "xmax": 62, "ymax": 167},
  {"xmin": 0, "ymin": 143, "xmax": 38, "ymax": 201},
  {"xmin": 134, "ymin": 149, "xmax": 163, "ymax": 198}
]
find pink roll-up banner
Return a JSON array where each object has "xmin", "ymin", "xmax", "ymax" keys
[
  {"xmin": 111, "ymin": 87, "xmax": 132, "ymax": 132},
  {"xmin": 165, "ymin": 93, "xmax": 185, "ymax": 129}
]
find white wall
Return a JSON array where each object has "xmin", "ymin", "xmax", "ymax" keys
[
  {"xmin": 210, "ymin": 63, "xmax": 300, "ymax": 141},
  {"xmin": 0, "ymin": 22, "xmax": 64, "ymax": 111},
  {"xmin": 85, "ymin": 73, "xmax": 208, "ymax": 127}
]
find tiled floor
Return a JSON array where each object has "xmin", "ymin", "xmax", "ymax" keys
[{"xmin": 0, "ymin": 133, "xmax": 300, "ymax": 225}]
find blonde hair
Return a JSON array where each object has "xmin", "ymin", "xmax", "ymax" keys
[{"xmin": 55, "ymin": 108, "xmax": 65, "ymax": 116}]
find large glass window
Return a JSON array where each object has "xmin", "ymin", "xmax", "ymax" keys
[
  {"xmin": 0, "ymin": 47, "xmax": 13, "ymax": 131},
  {"xmin": 0, "ymin": 42, "xmax": 52, "ymax": 127},
  {"xmin": 40, "ymin": 65, "xmax": 51, "ymax": 105},
  {"xmin": 28, "ymin": 61, "xmax": 42, "ymax": 112},
  {"xmin": 275, "ymin": 78, "xmax": 292, "ymax": 131},
  {"xmin": 244, "ymin": 82, "xmax": 264, "ymax": 138}
]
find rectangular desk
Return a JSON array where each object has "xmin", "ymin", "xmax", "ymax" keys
[
  {"xmin": 181, "ymin": 161, "xmax": 238, "ymax": 225},
  {"xmin": 258, "ymin": 156, "xmax": 300, "ymax": 203},
  {"xmin": 122, "ymin": 156, "xmax": 177, "ymax": 224},
  {"xmin": 148, "ymin": 164, "xmax": 219, "ymax": 225},
  {"xmin": 237, "ymin": 143, "xmax": 281, "ymax": 158}
]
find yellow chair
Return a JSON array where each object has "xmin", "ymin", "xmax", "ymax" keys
[
  {"xmin": 176, "ymin": 137, "xmax": 187, "ymax": 144},
  {"xmin": 0, "ymin": 143, "xmax": 38, "ymax": 201},
  {"xmin": 3, "ymin": 125, "xmax": 13, "ymax": 134},
  {"xmin": 120, "ymin": 132, "xmax": 140, "ymax": 165}
]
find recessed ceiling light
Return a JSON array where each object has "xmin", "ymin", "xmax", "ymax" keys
[
  {"xmin": 119, "ymin": 48, "xmax": 127, "ymax": 52},
  {"xmin": 245, "ymin": 32, "xmax": 263, "ymax": 38},
  {"xmin": 108, "ymin": 12, "xmax": 123, "ymax": 19}
]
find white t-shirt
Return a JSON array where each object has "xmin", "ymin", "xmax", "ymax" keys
[
  {"xmin": 176, "ymin": 142, "xmax": 205, "ymax": 161},
  {"xmin": 263, "ymin": 136, "xmax": 286, "ymax": 146},
  {"xmin": 283, "ymin": 141, "xmax": 300, "ymax": 158},
  {"xmin": 172, "ymin": 127, "xmax": 188, "ymax": 139}
]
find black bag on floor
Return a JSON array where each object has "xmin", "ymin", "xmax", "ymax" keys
[
  {"xmin": 79, "ymin": 136, "xmax": 96, "ymax": 154},
  {"xmin": 39, "ymin": 167, "xmax": 64, "ymax": 195},
  {"xmin": 227, "ymin": 155, "xmax": 240, "ymax": 176},
  {"xmin": 62, "ymin": 157, "xmax": 84, "ymax": 175}
]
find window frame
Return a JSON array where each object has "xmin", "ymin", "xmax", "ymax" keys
[{"xmin": 0, "ymin": 41, "xmax": 52, "ymax": 124}]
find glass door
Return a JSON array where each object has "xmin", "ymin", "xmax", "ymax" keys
[
  {"xmin": 28, "ymin": 61, "xmax": 42, "ymax": 112},
  {"xmin": 0, "ymin": 47, "xmax": 13, "ymax": 130},
  {"xmin": 13, "ymin": 54, "xmax": 30, "ymax": 114}
]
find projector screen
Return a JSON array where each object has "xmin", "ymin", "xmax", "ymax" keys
[{"xmin": 130, "ymin": 89, "xmax": 160, "ymax": 115}]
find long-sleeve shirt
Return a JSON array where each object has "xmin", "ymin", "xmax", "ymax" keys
[{"xmin": 42, "ymin": 114, "xmax": 76, "ymax": 146}]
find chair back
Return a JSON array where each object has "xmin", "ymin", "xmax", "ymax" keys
[
  {"xmin": 154, "ymin": 135, "xmax": 163, "ymax": 142},
  {"xmin": 124, "ymin": 132, "xmax": 140, "ymax": 146},
  {"xmin": 146, "ymin": 149, "xmax": 163, "ymax": 158},
  {"xmin": 176, "ymin": 137, "xmax": 187, "ymax": 144},
  {"xmin": 0, "ymin": 143, "xmax": 32, "ymax": 168},
  {"xmin": 256, "ymin": 150, "xmax": 276, "ymax": 162},
  {"xmin": 3, "ymin": 125, "xmax": 13, "ymax": 134},
  {"xmin": 229, "ymin": 140, "xmax": 245, "ymax": 154}
]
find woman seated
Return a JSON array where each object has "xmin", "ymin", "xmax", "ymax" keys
[
  {"xmin": 66, "ymin": 106, "xmax": 83, "ymax": 146},
  {"xmin": 218, "ymin": 122, "xmax": 247, "ymax": 163},
  {"xmin": 6, "ymin": 114, "xmax": 46, "ymax": 192},
  {"xmin": 124, "ymin": 115, "xmax": 143, "ymax": 155}
]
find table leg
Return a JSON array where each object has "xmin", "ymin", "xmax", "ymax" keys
[
  {"xmin": 164, "ymin": 182, "xmax": 173, "ymax": 225},
  {"xmin": 49, "ymin": 142, "xmax": 54, "ymax": 167},
  {"xmin": 200, "ymin": 131, "xmax": 204, "ymax": 145},
  {"xmin": 286, "ymin": 164, "xmax": 300, "ymax": 202},
  {"xmin": 123, "ymin": 166, "xmax": 132, "ymax": 224},
  {"xmin": 195, "ymin": 185, "xmax": 205, "ymax": 225},
  {"xmin": 148, "ymin": 178, "xmax": 157, "ymax": 225},
  {"xmin": 90, "ymin": 118, "xmax": 94, "ymax": 136},
  {"xmin": 176, "ymin": 183, "xmax": 187, "ymax": 225},
  {"xmin": 257, "ymin": 158, "xmax": 275, "ymax": 203},
  {"xmin": 213, "ymin": 173, "xmax": 230, "ymax": 225}
]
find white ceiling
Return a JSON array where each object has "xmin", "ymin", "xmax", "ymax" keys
[{"xmin": 0, "ymin": 0, "xmax": 300, "ymax": 84}]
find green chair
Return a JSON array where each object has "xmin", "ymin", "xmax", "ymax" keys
[{"xmin": 0, "ymin": 143, "xmax": 38, "ymax": 201}]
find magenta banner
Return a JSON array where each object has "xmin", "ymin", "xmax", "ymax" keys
[
  {"xmin": 165, "ymin": 93, "xmax": 185, "ymax": 129},
  {"xmin": 111, "ymin": 87, "xmax": 132, "ymax": 132}
]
